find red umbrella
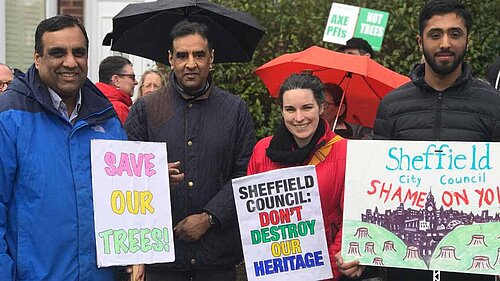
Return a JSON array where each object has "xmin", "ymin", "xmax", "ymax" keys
[{"xmin": 254, "ymin": 46, "xmax": 410, "ymax": 128}]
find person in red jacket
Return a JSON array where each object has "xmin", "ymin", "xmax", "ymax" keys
[
  {"xmin": 247, "ymin": 72, "xmax": 347, "ymax": 281},
  {"xmin": 96, "ymin": 56, "xmax": 137, "ymax": 124}
]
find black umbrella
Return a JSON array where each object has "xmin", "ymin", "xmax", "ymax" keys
[{"xmin": 103, "ymin": 0, "xmax": 265, "ymax": 65}]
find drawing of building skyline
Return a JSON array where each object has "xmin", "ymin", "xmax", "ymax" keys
[{"xmin": 361, "ymin": 190, "xmax": 500, "ymax": 262}]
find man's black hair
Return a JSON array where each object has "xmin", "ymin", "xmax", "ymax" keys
[
  {"xmin": 419, "ymin": 0, "xmax": 472, "ymax": 36},
  {"xmin": 35, "ymin": 15, "xmax": 89, "ymax": 55},
  {"xmin": 169, "ymin": 20, "xmax": 213, "ymax": 51},
  {"xmin": 98, "ymin": 56, "xmax": 133, "ymax": 84}
]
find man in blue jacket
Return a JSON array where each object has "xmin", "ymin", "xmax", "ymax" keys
[{"xmin": 0, "ymin": 15, "xmax": 126, "ymax": 280}]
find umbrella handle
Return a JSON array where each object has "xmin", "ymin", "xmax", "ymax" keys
[{"xmin": 103, "ymin": 32, "xmax": 113, "ymax": 46}]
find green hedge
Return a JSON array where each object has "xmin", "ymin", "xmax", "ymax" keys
[{"xmin": 208, "ymin": 0, "xmax": 500, "ymax": 139}]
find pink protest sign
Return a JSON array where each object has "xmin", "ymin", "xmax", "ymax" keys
[{"xmin": 91, "ymin": 139, "xmax": 174, "ymax": 267}]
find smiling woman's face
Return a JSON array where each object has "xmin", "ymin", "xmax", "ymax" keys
[{"xmin": 282, "ymin": 88, "xmax": 323, "ymax": 148}]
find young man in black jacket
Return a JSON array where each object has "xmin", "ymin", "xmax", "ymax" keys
[{"xmin": 335, "ymin": 0, "xmax": 500, "ymax": 280}]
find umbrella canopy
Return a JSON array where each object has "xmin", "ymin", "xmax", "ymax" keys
[
  {"xmin": 254, "ymin": 46, "xmax": 411, "ymax": 128},
  {"xmin": 103, "ymin": 0, "xmax": 265, "ymax": 65}
]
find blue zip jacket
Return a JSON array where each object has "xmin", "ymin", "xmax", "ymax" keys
[{"xmin": 0, "ymin": 65, "xmax": 127, "ymax": 280}]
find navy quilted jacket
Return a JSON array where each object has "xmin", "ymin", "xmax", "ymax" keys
[{"xmin": 124, "ymin": 74, "xmax": 256, "ymax": 270}]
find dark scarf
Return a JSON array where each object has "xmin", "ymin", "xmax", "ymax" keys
[
  {"xmin": 266, "ymin": 119, "xmax": 326, "ymax": 165},
  {"xmin": 172, "ymin": 72, "xmax": 211, "ymax": 99}
]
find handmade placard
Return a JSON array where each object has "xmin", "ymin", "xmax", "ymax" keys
[
  {"xmin": 343, "ymin": 140, "xmax": 500, "ymax": 275},
  {"xmin": 232, "ymin": 166, "xmax": 332, "ymax": 280},
  {"xmin": 91, "ymin": 139, "xmax": 174, "ymax": 267}
]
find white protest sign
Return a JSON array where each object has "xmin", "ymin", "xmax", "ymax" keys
[
  {"xmin": 322, "ymin": 2, "xmax": 360, "ymax": 45},
  {"xmin": 343, "ymin": 140, "xmax": 500, "ymax": 275},
  {"xmin": 323, "ymin": 3, "xmax": 390, "ymax": 51},
  {"xmin": 91, "ymin": 139, "xmax": 175, "ymax": 267},
  {"xmin": 232, "ymin": 166, "xmax": 332, "ymax": 281}
]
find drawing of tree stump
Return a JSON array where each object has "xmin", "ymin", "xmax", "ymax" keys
[
  {"xmin": 494, "ymin": 248, "xmax": 500, "ymax": 266},
  {"xmin": 373, "ymin": 257, "xmax": 384, "ymax": 266},
  {"xmin": 348, "ymin": 242, "xmax": 362, "ymax": 257},
  {"xmin": 365, "ymin": 242, "xmax": 377, "ymax": 255},
  {"xmin": 354, "ymin": 227, "xmax": 371, "ymax": 238},
  {"xmin": 467, "ymin": 235, "xmax": 488, "ymax": 247},
  {"xmin": 383, "ymin": 241, "xmax": 396, "ymax": 252},
  {"xmin": 468, "ymin": 256, "xmax": 494, "ymax": 270},
  {"xmin": 436, "ymin": 246, "xmax": 459, "ymax": 260},
  {"xmin": 404, "ymin": 246, "xmax": 421, "ymax": 260}
]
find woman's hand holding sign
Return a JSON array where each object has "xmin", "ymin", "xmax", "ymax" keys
[{"xmin": 334, "ymin": 252, "xmax": 365, "ymax": 278}]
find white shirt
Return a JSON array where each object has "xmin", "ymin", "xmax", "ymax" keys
[{"xmin": 48, "ymin": 88, "xmax": 82, "ymax": 125}]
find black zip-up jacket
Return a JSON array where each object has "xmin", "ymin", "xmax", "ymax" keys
[
  {"xmin": 372, "ymin": 63, "xmax": 498, "ymax": 281},
  {"xmin": 374, "ymin": 62, "xmax": 500, "ymax": 141}
]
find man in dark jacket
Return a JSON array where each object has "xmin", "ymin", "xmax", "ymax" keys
[
  {"xmin": 335, "ymin": 1, "xmax": 500, "ymax": 281},
  {"xmin": 124, "ymin": 20, "xmax": 256, "ymax": 281},
  {"xmin": 373, "ymin": 0, "xmax": 500, "ymax": 142}
]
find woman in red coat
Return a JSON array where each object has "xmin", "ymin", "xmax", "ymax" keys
[{"xmin": 247, "ymin": 73, "xmax": 347, "ymax": 280}]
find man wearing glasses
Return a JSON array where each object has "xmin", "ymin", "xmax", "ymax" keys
[
  {"xmin": 0, "ymin": 63, "xmax": 14, "ymax": 93},
  {"xmin": 321, "ymin": 83, "xmax": 373, "ymax": 139},
  {"xmin": 96, "ymin": 56, "xmax": 138, "ymax": 124}
]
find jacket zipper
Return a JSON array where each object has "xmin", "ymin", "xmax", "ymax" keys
[
  {"xmin": 434, "ymin": 91, "xmax": 443, "ymax": 140},
  {"xmin": 70, "ymin": 105, "xmax": 115, "ymax": 138}
]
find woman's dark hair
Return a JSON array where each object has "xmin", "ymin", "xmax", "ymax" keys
[{"xmin": 278, "ymin": 73, "xmax": 324, "ymax": 106}]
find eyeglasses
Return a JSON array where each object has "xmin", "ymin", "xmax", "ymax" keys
[
  {"xmin": 0, "ymin": 80, "xmax": 12, "ymax": 90},
  {"xmin": 116, "ymin": 73, "xmax": 136, "ymax": 81},
  {"xmin": 324, "ymin": 100, "xmax": 339, "ymax": 109}
]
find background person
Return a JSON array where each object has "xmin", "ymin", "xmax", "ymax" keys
[
  {"xmin": 337, "ymin": 38, "xmax": 375, "ymax": 139},
  {"xmin": 124, "ymin": 20, "xmax": 256, "ymax": 281},
  {"xmin": 137, "ymin": 69, "xmax": 166, "ymax": 99},
  {"xmin": 336, "ymin": 1, "xmax": 500, "ymax": 280},
  {"xmin": 321, "ymin": 83, "xmax": 373, "ymax": 139},
  {"xmin": 0, "ymin": 63, "xmax": 14, "ymax": 93},
  {"xmin": 0, "ymin": 15, "xmax": 127, "ymax": 280},
  {"xmin": 247, "ymin": 73, "xmax": 347, "ymax": 280},
  {"xmin": 339, "ymin": 37, "xmax": 374, "ymax": 58},
  {"xmin": 96, "ymin": 56, "xmax": 137, "ymax": 124}
]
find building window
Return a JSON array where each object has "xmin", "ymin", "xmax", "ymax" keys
[{"xmin": 5, "ymin": 0, "xmax": 45, "ymax": 72}]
